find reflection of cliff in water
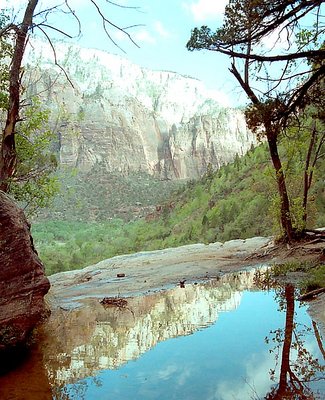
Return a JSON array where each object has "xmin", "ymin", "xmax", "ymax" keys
[{"xmin": 42, "ymin": 268, "xmax": 262, "ymax": 387}]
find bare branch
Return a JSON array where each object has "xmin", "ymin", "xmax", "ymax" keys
[
  {"xmin": 210, "ymin": 46, "xmax": 325, "ymax": 63},
  {"xmin": 312, "ymin": 132, "xmax": 325, "ymax": 166},
  {"xmin": 258, "ymin": 68, "xmax": 314, "ymax": 83},
  {"xmin": 36, "ymin": 26, "xmax": 75, "ymax": 89},
  {"xmin": 285, "ymin": 64, "xmax": 325, "ymax": 118},
  {"xmin": 229, "ymin": 63, "xmax": 259, "ymax": 105},
  {"xmin": 33, "ymin": 3, "xmax": 65, "ymax": 19},
  {"xmin": 103, "ymin": 0, "xmax": 141, "ymax": 11},
  {"xmin": 89, "ymin": 0, "xmax": 140, "ymax": 50},
  {"xmin": 264, "ymin": 60, "xmax": 291, "ymax": 97},
  {"xmin": 122, "ymin": 24, "xmax": 145, "ymax": 30},
  {"xmin": 20, "ymin": 67, "xmax": 63, "ymax": 108},
  {"xmin": 35, "ymin": 23, "xmax": 73, "ymax": 38},
  {"xmin": 303, "ymin": 122, "xmax": 317, "ymax": 216},
  {"xmin": 64, "ymin": 0, "xmax": 81, "ymax": 37}
]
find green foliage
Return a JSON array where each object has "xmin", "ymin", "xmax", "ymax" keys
[
  {"xmin": 32, "ymin": 219, "xmax": 134, "ymax": 275},
  {"xmin": 32, "ymin": 144, "xmax": 270, "ymax": 274},
  {"xmin": 8, "ymin": 98, "xmax": 60, "ymax": 216},
  {"xmin": 280, "ymin": 117, "xmax": 324, "ymax": 232},
  {"xmin": 0, "ymin": 9, "xmax": 12, "ymax": 111},
  {"xmin": 260, "ymin": 261, "xmax": 325, "ymax": 294},
  {"xmin": 270, "ymin": 261, "xmax": 311, "ymax": 277},
  {"xmin": 301, "ymin": 264, "xmax": 325, "ymax": 292},
  {"xmin": 296, "ymin": 26, "xmax": 322, "ymax": 50},
  {"xmin": 45, "ymin": 167, "xmax": 182, "ymax": 222},
  {"xmin": 187, "ymin": 26, "xmax": 217, "ymax": 51},
  {"xmin": 0, "ymin": 9, "xmax": 59, "ymax": 214},
  {"xmin": 187, "ymin": 0, "xmax": 325, "ymax": 241},
  {"xmin": 34, "ymin": 137, "xmax": 325, "ymax": 276}
]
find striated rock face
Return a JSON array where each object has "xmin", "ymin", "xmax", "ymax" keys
[
  {"xmin": 26, "ymin": 41, "xmax": 256, "ymax": 180},
  {"xmin": 0, "ymin": 191, "xmax": 50, "ymax": 352}
]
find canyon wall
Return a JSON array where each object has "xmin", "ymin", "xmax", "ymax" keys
[{"xmin": 26, "ymin": 41, "xmax": 256, "ymax": 181}]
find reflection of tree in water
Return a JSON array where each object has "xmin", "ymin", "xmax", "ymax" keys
[
  {"xmin": 52, "ymin": 377, "xmax": 103, "ymax": 400},
  {"xmin": 265, "ymin": 284, "xmax": 325, "ymax": 400}
]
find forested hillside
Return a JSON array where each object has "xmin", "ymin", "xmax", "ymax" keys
[{"xmin": 33, "ymin": 141, "xmax": 325, "ymax": 275}]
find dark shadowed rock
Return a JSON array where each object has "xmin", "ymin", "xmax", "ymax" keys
[{"xmin": 0, "ymin": 191, "xmax": 50, "ymax": 353}]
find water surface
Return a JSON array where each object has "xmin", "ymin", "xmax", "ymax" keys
[{"xmin": 0, "ymin": 269, "xmax": 324, "ymax": 399}]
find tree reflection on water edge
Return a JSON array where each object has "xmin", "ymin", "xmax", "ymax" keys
[{"xmin": 52, "ymin": 276, "xmax": 325, "ymax": 399}]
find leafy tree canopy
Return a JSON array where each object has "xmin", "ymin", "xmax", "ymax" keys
[
  {"xmin": 0, "ymin": 0, "xmax": 141, "ymax": 197},
  {"xmin": 187, "ymin": 0, "xmax": 325, "ymax": 241},
  {"xmin": 0, "ymin": 7, "xmax": 59, "ymax": 215},
  {"xmin": 187, "ymin": 0, "xmax": 325, "ymax": 117}
]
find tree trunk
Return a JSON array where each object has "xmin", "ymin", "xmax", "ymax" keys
[
  {"xmin": 278, "ymin": 284, "xmax": 295, "ymax": 395},
  {"xmin": 230, "ymin": 63, "xmax": 295, "ymax": 242},
  {"xmin": 267, "ymin": 133, "xmax": 294, "ymax": 241},
  {"xmin": 0, "ymin": 0, "xmax": 39, "ymax": 192},
  {"xmin": 302, "ymin": 122, "xmax": 316, "ymax": 226},
  {"xmin": 312, "ymin": 320, "xmax": 325, "ymax": 360}
]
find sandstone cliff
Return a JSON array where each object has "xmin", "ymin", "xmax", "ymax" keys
[
  {"xmin": 26, "ymin": 41, "xmax": 256, "ymax": 181},
  {"xmin": 0, "ymin": 191, "xmax": 50, "ymax": 355}
]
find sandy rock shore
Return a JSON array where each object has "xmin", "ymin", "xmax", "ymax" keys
[
  {"xmin": 48, "ymin": 237, "xmax": 271, "ymax": 307},
  {"xmin": 48, "ymin": 236, "xmax": 325, "ymax": 331}
]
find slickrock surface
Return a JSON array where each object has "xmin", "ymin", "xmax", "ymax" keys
[
  {"xmin": 48, "ymin": 237, "xmax": 272, "ymax": 308},
  {"xmin": 48, "ymin": 235, "xmax": 325, "ymax": 332}
]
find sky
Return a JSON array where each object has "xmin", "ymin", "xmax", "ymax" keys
[
  {"xmin": 7, "ymin": 0, "xmax": 323, "ymax": 107},
  {"xmin": 9, "ymin": 0, "xmax": 243, "ymax": 106}
]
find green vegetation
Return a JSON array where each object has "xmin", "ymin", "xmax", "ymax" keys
[
  {"xmin": 255, "ymin": 261, "xmax": 325, "ymax": 294},
  {"xmin": 44, "ymin": 168, "xmax": 182, "ymax": 221},
  {"xmin": 2, "ymin": 2, "xmax": 323, "ymax": 278},
  {"xmin": 0, "ymin": 9, "xmax": 12, "ymax": 111},
  {"xmin": 33, "ymin": 140, "xmax": 325, "ymax": 275},
  {"xmin": 32, "ymin": 220, "xmax": 130, "ymax": 275},
  {"xmin": 187, "ymin": 0, "xmax": 325, "ymax": 241},
  {"xmin": 0, "ymin": 8, "xmax": 59, "ymax": 215},
  {"xmin": 9, "ymin": 98, "xmax": 60, "ymax": 216},
  {"xmin": 302, "ymin": 264, "xmax": 325, "ymax": 293}
]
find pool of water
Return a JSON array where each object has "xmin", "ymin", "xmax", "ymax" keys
[{"xmin": 0, "ymin": 269, "xmax": 324, "ymax": 399}]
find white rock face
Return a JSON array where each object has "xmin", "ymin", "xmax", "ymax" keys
[{"xmin": 25, "ymin": 40, "xmax": 256, "ymax": 179}]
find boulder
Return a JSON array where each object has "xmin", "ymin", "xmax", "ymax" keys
[{"xmin": 0, "ymin": 191, "xmax": 50, "ymax": 352}]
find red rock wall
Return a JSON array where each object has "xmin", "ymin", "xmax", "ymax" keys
[{"xmin": 0, "ymin": 191, "xmax": 50, "ymax": 351}]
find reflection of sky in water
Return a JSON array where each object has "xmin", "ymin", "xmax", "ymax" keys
[{"xmin": 61, "ymin": 291, "xmax": 324, "ymax": 400}]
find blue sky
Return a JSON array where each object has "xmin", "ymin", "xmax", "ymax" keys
[
  {"xmin": 11, "ymin": 0, "xmax": 322, "ymax": 107},
  {"xmin": 11, "ymin": 0, "xmax": 241, "ymax": 105},
  {"xmin": 72, "ymin": 0, "xmax": 236, "ymax": 102}
]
